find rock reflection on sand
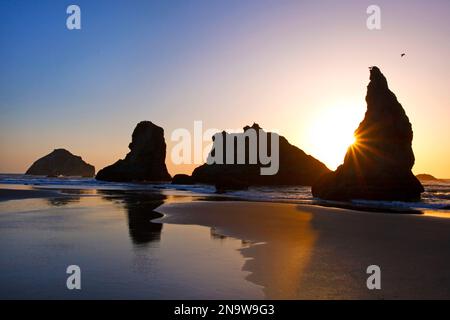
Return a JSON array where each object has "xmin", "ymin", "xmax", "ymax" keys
[
  {"xmin": 98, "ymin": 190, "xmax": 166, "ymax": 247},
  {"xmin": 0, "ymin": 192, "xmax": 263, "ymax": 299}
]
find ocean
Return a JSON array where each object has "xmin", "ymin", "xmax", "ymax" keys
[{"xmin": 1, "ymin": 174, "xmax": 449, "ymax": 214}]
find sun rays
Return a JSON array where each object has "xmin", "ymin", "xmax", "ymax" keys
[{"xmin": 306, "ymin": 102, "xmax": 364, "ymax": 170}]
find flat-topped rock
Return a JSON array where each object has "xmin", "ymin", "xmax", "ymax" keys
[{"xmin": 191, "ymin": 123, "xmax": 330, "ymax": 189}]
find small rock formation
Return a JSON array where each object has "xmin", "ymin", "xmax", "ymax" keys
[
  {"xmin": 96, "ymin": 121, "xmax": 171, "ymax": 182},
  {"xmin": 312, "ymin": 67, "xmax": 424, "ymax": 201},
  {"xmin": 25, "ymin": 149, "xmax": 95, "ymax": 177},
  {"xmin": 191, "ymin": 123, "xmax": 330, "ymax": 190},
  {"xmin": 416, "ymin": 174, "xmax": 439, "ymax": 182},
  {"xmin": 171, "ymin": 174, "xmax": 194, "ymax": 185}
]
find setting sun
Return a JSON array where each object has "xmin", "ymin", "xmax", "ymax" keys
[
  {"xmin": 1, "ymin": 0, "xmax": 450, "ymax": 303},
  {"xmin": 306, "ymin": 103, "xmax": 364, "ymax": 170}
]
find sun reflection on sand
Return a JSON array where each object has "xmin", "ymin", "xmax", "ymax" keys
[
  {"xmin": 238, "ymin": 206, "xmax": 318, "ymax": 299},
  {"xmin": 155, "ymin": 201, "xmax": 319, "ymax": 299},
  {"xmin": 422, "ymin": 210, "xmax": 450, "ymax": 219}
]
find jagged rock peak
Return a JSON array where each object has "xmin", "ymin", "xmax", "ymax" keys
[{"xmin": 312, "ymin": 67, "xmax": 424, "ymax": 201}]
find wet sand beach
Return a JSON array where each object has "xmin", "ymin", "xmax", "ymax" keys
[
  {"xmin": 156, "ymin": 201, "xmax": 450, "ymax": 299},
  {"xmin": 0, "ymin": 188, "xmax": 263, "ymax": 299},
  {"xmin": 2, "ymin": 184, "xmax": 450, "ymax": 299},
  {"xmin": 0, "ymin": 188, "xmax": 63, "ymax": 202}
]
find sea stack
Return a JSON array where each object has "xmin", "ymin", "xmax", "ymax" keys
[
  {"xmin": 96, "ymin": 121, "xmax": 171, "ymax": 182},
  {"xmin": 191, "ymin": 123, "xmax": 330, "ymax": 190},
  {"xmin": 26, "ymin": 149, "xmax": 95, "ymax": 177},
  {"xmin": 312, "ymin": 67, "xmax": 424, "ymax": 201}
]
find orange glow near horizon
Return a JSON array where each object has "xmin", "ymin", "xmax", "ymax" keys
[
  {"xmin": 305, "ymin": 102, "xmax": 364, "ymax": 170},
  {"xmin": 1, "ymin": 1, "xmax": 450, "ymax": 178}
]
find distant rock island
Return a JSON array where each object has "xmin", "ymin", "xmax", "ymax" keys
[
  {"xmin": 96, "ymin": 121, "xmax": 171, "ymax": 182},
  {"xmin": 312, "ymin": 67, "xmax": 424, "ymax": 201},
  {"xmin": 26, "ymin": 148, "xmax": 95, "ymax": 177},
  {"xmin": 175, "ymin": 123, "xmax": 330, "ymax": 191},
  {"xmin": 416, "ymin": 174, "xmax": 439, "ymax": 182},
  {"xmin": 171, "ymin": 174, "xmax": 194, "ymax": 185}
]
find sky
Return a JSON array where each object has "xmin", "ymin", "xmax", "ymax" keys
[{"xmin": 1, "ymin": 0, "xmax": 449, "ymax": 178}]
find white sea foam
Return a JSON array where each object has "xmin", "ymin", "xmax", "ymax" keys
[{"xmin": 1, "ymin": 174, "xmax": 449, "ymax": 212}]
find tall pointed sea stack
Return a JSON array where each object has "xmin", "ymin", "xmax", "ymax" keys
[
  {"xmin": 96, "ymin": 121, "xmax": 171, "ymax": 182},
  {"xmin": 312, "ymin": 67, "xmax": 424, "ymax": 201}
]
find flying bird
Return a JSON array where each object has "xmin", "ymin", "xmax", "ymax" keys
[{"xmin": 401, "ymin": 53, "xmax": 406, "ymax": 57}]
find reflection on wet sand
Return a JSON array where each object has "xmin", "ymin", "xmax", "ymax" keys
[
  {"xmin": 0, "ymin": 187, "xmax": 264, "ymax": 299},
  {"xmin": 157, "ymin": 201, "xmax": 450, "ymax": 299},
  {"xmin": 155, "ymin": 201, "xmax": 318, "ymax": 299},
  {"xmin": 1, "ymin": 186, "xmax": 168, "ymax": 248},
  {"xmin": 98, "ymin": 190, "xmax": 166, "ymax": 247},
  {"xmin": 240, "ymin": 208, "xmax": 317, "ymax": 299}
]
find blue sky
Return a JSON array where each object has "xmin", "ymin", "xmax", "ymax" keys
[{"xmin": 1, "ymin": 0, "xmax": 450, "ymax": 176}]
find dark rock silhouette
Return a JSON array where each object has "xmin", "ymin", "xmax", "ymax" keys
[
  {"xmin": 192, "ymin": 123, "xmax": 330, "ymax": 190},
  {"xmin": 416, "ymin": 174, "xmax": 439, "ymax": 182},
  {"xmin": 171, "ymin": 174, "xmax": 194, "ymax": 185},
  {"xmin": 25, "ymin": 148, "xmax": 95, "ymax": 177},
  {"xmin": 96, "ymin": 121, "xmax": 171, "ymax": 182},
  {"xmin": 312, "ymin": 67, "xmax": 424, "ymax": 201}
]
